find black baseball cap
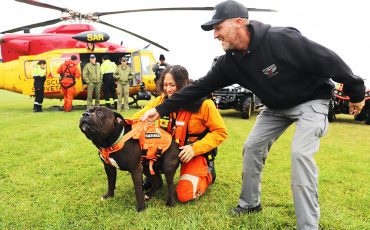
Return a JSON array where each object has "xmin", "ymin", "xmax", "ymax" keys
[{"xmin": 201, "ymin": 0, "xmax": 249, "ymax": 31}]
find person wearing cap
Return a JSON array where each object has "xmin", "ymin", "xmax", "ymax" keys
[
  {"xmin": 152, "ymin": 54, "xmax": 170, "ymax": 86},
  {"xmin": 83, "ymin": 54, "xmax": 102, "ymax": 108},
  {"xmin": 101, "ymin": 55, "xmax": 118, "ymax": 109},
  {"xmin": 140, "ymin": 0, "xmax": 366, "ymax": 229},
  {"xmin": 114, "ymin": 57, "xmax": 134, "ymax": 111},
  {"xmin": 57, "ymin": 55, "xmax": 81, "ymax": 112}
]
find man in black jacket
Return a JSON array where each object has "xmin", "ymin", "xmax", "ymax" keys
[{"xmin": 141, "ymin": 1, "xmax": 365, "ymax": 229}]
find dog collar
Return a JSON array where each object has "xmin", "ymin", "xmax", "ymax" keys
[
  {"xmin": 99, "ymin": 128, "xmax": 126, "ymax": 165},
  {"xmin": 112, "ymin": 127, "xmax": 125, "ymax": 146}
]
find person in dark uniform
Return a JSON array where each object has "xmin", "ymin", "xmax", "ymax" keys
[
  {"xmin": 152, "ymin": 54, "xmax": 170, "ymax": 85},
  {"xmin": 140, "ymin": 1, "xmax": 366, "ymax": 229},
  {"xmin": 32, "ymin": 60, "xmax": 47, "ymax": 112}
]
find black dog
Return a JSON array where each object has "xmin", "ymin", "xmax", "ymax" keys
[{"xmin": 79, "ymin": 106, "xmax": 180, "ymax": 211}]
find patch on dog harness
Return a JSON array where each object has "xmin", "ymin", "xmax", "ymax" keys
[{"xmin": 144, "ymin": 133, "xmax": 161, "ymax": 138}]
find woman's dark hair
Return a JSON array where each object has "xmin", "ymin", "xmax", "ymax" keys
[
  {"xmin": 37, "ymin": 60, "xmax": 46, "ymax": 65},
  {"xmin": 157, "ymin": 65, "xmax": 189, "ymax": 94}
]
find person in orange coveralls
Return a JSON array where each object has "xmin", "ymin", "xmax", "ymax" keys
[
  {"xmin": 57, "ymin": 55, "xmax": 81, "ymax": 112},
  {"xmin": 133, "ymin": 65, "xmax": 228, "ymax": 202}
]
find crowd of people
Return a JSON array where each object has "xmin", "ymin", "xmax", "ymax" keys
[{"xmin": 32, "ymin": 53, "xmax": 158, "ymax": 112}]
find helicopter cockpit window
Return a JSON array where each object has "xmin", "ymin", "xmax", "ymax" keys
[
  {"xmin": 51, "ymin": 58, "xmax": 68, "ymax": 78},
  {"xmin": 24, "ymin": 60, "xmax": 47, "ymax": 79},
  {"xmin": 141, "ymin": 55, "xmax": 153, "ymax": 75}
]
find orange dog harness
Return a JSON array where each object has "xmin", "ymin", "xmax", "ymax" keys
[{"xmin": 99, "ymin": 120, "xmax": 172, "ymax": 175}]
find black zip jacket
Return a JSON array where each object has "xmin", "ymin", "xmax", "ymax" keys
[{"xmin": 156, "ymin": 20, "xmax": 365, "ymax": 115}]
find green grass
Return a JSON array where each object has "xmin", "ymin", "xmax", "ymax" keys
[{"xmin": 0, "ymin": 89, "xmax": 369, "ymax": 230}]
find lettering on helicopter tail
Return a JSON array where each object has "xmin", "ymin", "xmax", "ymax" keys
[{"xmin": 72, "ymin": 31, "xmax": 110, "ymax": 43}]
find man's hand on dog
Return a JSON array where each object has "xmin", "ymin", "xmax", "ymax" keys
[
  {"xmin": 141, "ymin": 108, "xmax": 160, "ymax": 122},
  {"xmin": 179, "ymin": 145, "xmax": 195, "ymax": 163}
]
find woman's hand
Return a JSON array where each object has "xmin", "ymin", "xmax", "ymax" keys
[{"xmin": 179, "ymin": 145, "xmax": 195, "ymax": 163}]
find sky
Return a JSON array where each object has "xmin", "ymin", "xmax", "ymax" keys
[{"xmin": 1, "ymin": 0, "xmax": 369, "ymax": 87}]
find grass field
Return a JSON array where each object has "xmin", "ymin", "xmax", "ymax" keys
[{"xmin": 0, "ymin": 90, "xmax": 369, "ymax": 230}]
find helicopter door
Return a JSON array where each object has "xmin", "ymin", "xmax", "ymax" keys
[
  {"xmin": 131, "ymin": 50, "xmax": 156, "ymax": 91},
  {"xmin": 139, "ymin": 50, "xmax": 156, "ymax": 93},
  {"xmin": 131, "ymin": 51, "xmax": 142, "ymax": 86}
]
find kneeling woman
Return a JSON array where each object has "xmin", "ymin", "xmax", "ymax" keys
[{"xmin": 133, "ymin": 65, "xmax": 228, "ymax": 202}]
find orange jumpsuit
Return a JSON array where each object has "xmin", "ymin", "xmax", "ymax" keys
[
  {"xmin": 133, "ymin": 95, "xmax": 228, "ymax": 202},
  {"xmin": 57, "ymin": 60, "xmax": 81, "ymax": 112}
]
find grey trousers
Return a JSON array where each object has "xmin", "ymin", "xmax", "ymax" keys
[{"xmin": 239, "ymin": 99, "xmax": 329, "ymax": 230}]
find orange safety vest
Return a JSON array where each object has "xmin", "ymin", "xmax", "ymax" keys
[{"xmin": 167, "ymin": 110, "xmax": 192, "ymax": 146}]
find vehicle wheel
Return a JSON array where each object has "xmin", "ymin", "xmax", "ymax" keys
[
  {"xmin": 365, "ymin": 107, "xmax": 370, "ymax": 125},
  {"xmin": 241, "ymin": 96, "xmax": 252, "ymax": 119},
  {"xmin": 355, "ymin": 110, "xmax": 366, "ymax": 121},
  {"xmin": 328, "ymin": 99, "xmax": 336, "ymax": 122}
]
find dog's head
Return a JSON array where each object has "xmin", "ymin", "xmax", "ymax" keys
[{"xmin": 79, "ymin": 106, "xmax": 128, "ymax": 147}]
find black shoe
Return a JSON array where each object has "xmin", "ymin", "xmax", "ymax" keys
[
  {"xmin": 142, "ymin": 177, "xmax": 152, "ymax": 191},
  {"xmin": 208, "ymin": 160, "xmax": 216, "ymax": 183},
  {"xmin": 230, "ymin": 204, "xmax": 262, "ymax": 216},
  {"xmin": 33, "ymin": 105, "xmax": 43, "ymax": 112}
]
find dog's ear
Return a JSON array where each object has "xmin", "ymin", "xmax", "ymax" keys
[{"xmin": 114, "ymin": 112, "xmax": 129, "ymax": 126}]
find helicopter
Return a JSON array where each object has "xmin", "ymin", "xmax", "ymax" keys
[{"xmin": 0, "ymin": 0, "xmax": 276, "ymax": 107}]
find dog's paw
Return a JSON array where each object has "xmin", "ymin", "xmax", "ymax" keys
[
  {"xmin": 136, "ymin": 205, "xmax": 146, "ymax": 212},
  {"xmin": 144, "ymin": 194, "xmax": 150, "ymax": 201},
  {"xmin": 100, "ymin": 192, "xmax": 114, "ymax": 200},
  {"xmin": 166, "ymin": 200, "xmax": 176, "ymax": 207}
]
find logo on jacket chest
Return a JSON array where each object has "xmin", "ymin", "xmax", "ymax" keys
[{"xmin": 262, "ymin": 64, "xmax": 278, "ymax": 78}]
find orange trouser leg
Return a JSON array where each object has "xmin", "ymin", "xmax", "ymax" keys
[
  {"xmin": 176, "ymin": 156, "xmax": 212, "ymax": 203},
  {"xmin": 62, "ymin": 87, "xmax": 75, "ymax": 112}
]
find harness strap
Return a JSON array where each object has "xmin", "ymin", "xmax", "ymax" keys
[
  {"xmin": 99, "ymin": 121, "xmax": 146, "ymax": 165},
  {"xmin": 168, "ymin": 110, "xmax": 192, "ymax": 146},
  {"xmin": 149, "ymin": 160, "xmax": 155, "ymax": 175},
  {"xmin": 60, "ymin": 64, "xmax": 76, "ymax": 89}
]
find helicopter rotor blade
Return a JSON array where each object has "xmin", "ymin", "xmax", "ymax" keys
[
  {"xmin": 15, "ymin": 0, "xmax": 68, "ymax": 12},
  {"xmin": 247, "ymin": 8, "xmax": 277, "ymax": 12},
  {"xmin": 1, "ymin": 18, "xmax": 62, "ymax": 33},
  {"xmin": 98, "ymin": 20, "xmax": 169, "ymax": 51},
  {"xmin": 94, "ymin": 6, "xmax": 276, "ymax": 17},
  {"xmin": 94, "ymin": 7, "xmax": 213, "ymax": 17}
]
